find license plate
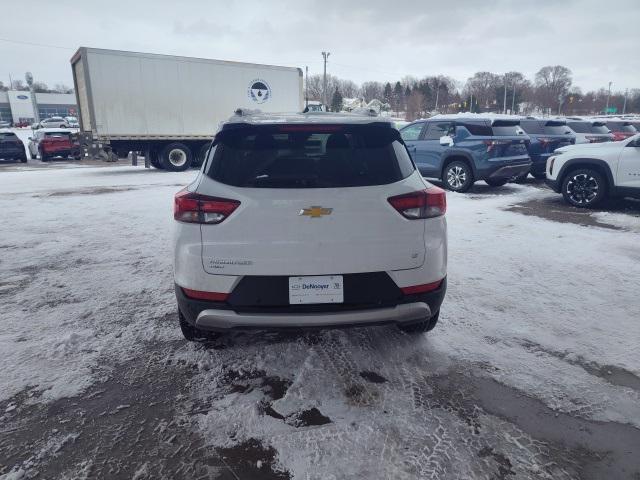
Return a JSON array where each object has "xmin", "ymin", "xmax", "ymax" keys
[{"xmin": 288, "ymin": 275, "xmax": 344, "ymax": 304}]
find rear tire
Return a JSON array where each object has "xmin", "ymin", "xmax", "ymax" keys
[
  {"xmin": 179, "ymin": 310, "xmax": 221, "ymax": 342},
  {"xmin": 442, "ymin": 160, "xmax": 474, "ymax": 192},
  {"xmin": 160, "ymin": 143, "xmax": 192, "ymax": 171},
  {"xmin": 20, "ymin": 156, "xmax": 27, "ymax": 163},
  {"xmin": 398, "ymin": 310, "xmax": 440, "ymax": 334},
  {"xmin": 561, "ymin": 168, "xmax": 606, "ymax": 208},
  {"xmin": 485, "ymin": 178, "xmax": 509, "ymax": 187}
]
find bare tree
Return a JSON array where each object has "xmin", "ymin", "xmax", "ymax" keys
[
  {"xmin": 53, "ymin": 83, "xmax": 74, "ymax": 94},
  {"xmin": 534, "ymin": 65, "xmax": 572, "ymax": 110},
  {"xmin": 32, "ymin": 82, "xmax": 50, "ymax": 93},
  {"xmin": 465, "ymin": 72, "xmax": 501, "ymax": 111},
  {"xmin": 360, "ymin": 81, "xmax": 384, "ymax": 103},
  {"xmin": 0, "ymin": 81, "xmax": 8, "ymax": 92},
  {"xmin": 11, "ymin": 79, "xmax": 29, "ymax": 91}
]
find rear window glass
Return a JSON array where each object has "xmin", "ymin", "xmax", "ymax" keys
[
  {"xmin": 461, "ymin": 122, "xmax": 493, "ymax": 136},
  {"xmin": 590, "ymin": 123, "xmax": 610, "ymax": 134},
  {"xmin": 206, "ymin": 125, "xmax": 415, "ymax": 188},
  {"xmin": 607, "ymin": 122, "xmax": 637, "ymax": 133},
  {"xmin": 491, "ymin": 122, "xmax": 522, "ymax": 136},
  {"xmin": 544, "ymin": 124, "xmax": 571, "ymax": 135},
  {"xmin": 0, "ymin": 132, "xmax": 18, "ymax": 138},
  {"xmin": 567, "ymin": 121, "xmax": 590, "ymax": 133},
  {"xmin": 44, "ymin": 132, "xmax": 70, "ymax": 138},
  {"xmin": 519, "ymin": 120, "xmax": 543, "ymax": 134}
]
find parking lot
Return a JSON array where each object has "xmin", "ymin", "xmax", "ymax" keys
[{"xmin": 0, "ymin": 161, "xmax": 638, "ymax": 479}]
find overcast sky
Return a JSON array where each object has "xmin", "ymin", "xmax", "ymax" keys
[{"xmin": 2, "ymin": 0, "xmax": 639, "ymax": 93}]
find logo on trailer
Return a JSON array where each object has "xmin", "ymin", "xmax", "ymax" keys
[
  {"xmin": 248, "ymin": 79, "xmax": 271, "ymax": 104},
  {"xmin": 17, "ymin": 95, "xmax": 29, "ymax": 100}
]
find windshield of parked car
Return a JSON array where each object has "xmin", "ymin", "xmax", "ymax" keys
[{"xmin": 206, "ymin": 125, "xmax": 414, "ymax": 188}]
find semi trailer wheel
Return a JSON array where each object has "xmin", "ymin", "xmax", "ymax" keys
[{"xmin": 160, "ymin": 143, "xmax": 192, "ymax": 171}]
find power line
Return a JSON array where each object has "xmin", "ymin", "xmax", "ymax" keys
[{"xmin": 0, "ymin": 37, "xmax": 75, "ymax": 50}]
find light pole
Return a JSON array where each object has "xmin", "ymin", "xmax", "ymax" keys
[
  {"xmin": 305, "ymin": 65, "xmax": 309, "ymax": 109},
  {"xmin": 605, "ymin": 81, "xmax": 612, "ymax": 114},
  {"xmin": 503, "ymin": 74, "xmax": 508, "ymax": 114},
  {"xmin": 434, "ymin": 79, "xmax": 440, "ymax": 111},
  {"xmin": 511, "ymin": 83, "xmax": 516, "ymax": 114},
  {"xmin": 622, "ymin": 88, "xmax": 628, "ymax": 114},
  {"xmin": 322, "ymin": 51, "xmax": 330, "ymax": 107}
]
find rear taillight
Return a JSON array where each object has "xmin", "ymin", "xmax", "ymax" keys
[
  {"xmin": 537, "ymin": 137, "xmax": 552, "ymax": 145},
  {"xmin": 182, "ymin": 288, "xmax": 228, "ymax": 302},
  {"xmin": 401, "ymin": 279, "xmax": 443, "ymax": 295},
  {"xmin": 585, "ymin": 135, "xmax": 600, "ymax": 143},
  {"xmin": 388, "ymin": 187, "xmax": 446, "ymax": 219},
  {"xmin": 174, "ymin": 189, "xmax": 240, "ymax": 224},
  {"xmin": 482, "ymin": 139, "xmax": 510, "ymax": 152}
]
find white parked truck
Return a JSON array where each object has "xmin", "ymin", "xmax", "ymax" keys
[{"xmin": 70, "ymin": 47, "xmax": 304, "ymax": 170}]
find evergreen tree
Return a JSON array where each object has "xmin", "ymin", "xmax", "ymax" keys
[
  {"xmin": 331, "ymin": 86, "xmax": 343, "ymax": 112},
  {"xmin": 393, "ymin": 81, "xmax": 403, "ymax": 115},
  {"xmin": 383, "ymin": 82, "xmax": 393, "ymax": 105}
]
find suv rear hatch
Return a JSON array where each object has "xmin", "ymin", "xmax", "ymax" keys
[
  {"xmin": 0, "ymin": 132, "xmax": 23, "ymax": 157},
  {"xmin": 42, "ymin": 131, "xmax": 72, "ymax": 152},
  {"xmin": 196, "ymin": 123, "xmax": 428, "ymax": 276},
  {"xmin": 485, "ymin": 120, "xmax": 530, "ymax": 159}
]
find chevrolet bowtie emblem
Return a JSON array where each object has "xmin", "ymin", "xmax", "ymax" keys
[{"xmin": 299, "ymin": 206, "xmax": 333, "ymax": 218}]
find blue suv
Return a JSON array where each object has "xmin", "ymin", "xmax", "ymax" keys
[
  {"xmin": 400, "ymin": 115, "xmax": 531, "ymax": 192},
  {"xmin": 517, "ymin": 118, "xmax": 575, "ymax": 180}
]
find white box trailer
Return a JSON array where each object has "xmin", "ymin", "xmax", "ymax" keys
[{"xmin": 70, "ymin": 47, "xmax": 303, "ymax": 170}]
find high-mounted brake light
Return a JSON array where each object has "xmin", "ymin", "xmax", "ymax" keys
[
  {"xmin": 174, "ymin": 189, "xmax": 240, "ymax": 224},
  {"xmin": 388, "ymin": 187, "xmax": 446, "ymax": 219}
]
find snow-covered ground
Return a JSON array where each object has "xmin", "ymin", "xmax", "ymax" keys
[{"xmin": 0, "ymin": 166, "xmax": 639, "ymax": 479}]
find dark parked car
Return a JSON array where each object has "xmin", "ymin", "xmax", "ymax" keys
[
  {"xmin": 400, "ymin": 115, "xmax": 531, "ymax": 192},
  {"xmin": 604, "ymin": 120, "xmax": 638, "ymax": 141},
  {"xmin": 565, "ymin": 119, "xmax": 614, "ymax": 144},
  {"xmin": 517, "ymin": 118, "xmax": 575, "ymax": 180},
  {"xmin": 0, "ymin": 130, "xmax": 27, "ymax": 162}
]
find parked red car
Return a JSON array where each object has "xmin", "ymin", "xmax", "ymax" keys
[
  {"xmin": 28, "ymin": 129, "xmax": 80, "ymax": 161},
  {"xmin": 605, "ymin": 120, "xmax": 638, "ymax": 141}
]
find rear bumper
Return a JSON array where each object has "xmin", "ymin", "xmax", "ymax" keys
[
  {"xmin": 0, "ymin": 148, "xmax": 25, "ymax": 158},
  {"xmin": 175, "ymin": 277, "xmax": 446, "ymax": 331},
  {"xmin": 486, "ymin": 160, "xmax": 532, "ymax": 179},
  {"xmin": 195, "ymin": 302, "xmax": 431, "ymax": 330}
]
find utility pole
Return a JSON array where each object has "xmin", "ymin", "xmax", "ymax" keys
[
  {"xmin": 503, "ymin": 74, "xmax": 508, "ymax": 114},
  {"xmin": 511, "ymin": 84, "xmax": 516, "ymax": 114},
  {"xmin": 305, "ymin": 66, "xmax": 309, "ymax": 109},
  {"xmin": 321, "ymin": 51, "xmax": 330, "ymax": 107},
  {"xmin": 605, "ymin": 81, "xmax": 612, "ymax": 114},
  {"xmin": 8, "ymin": 73, "xmax": 13, "ymax": 89},
  {"xmin": 434, "ymin": 79, "xmax": 440, "ymax": 111},
  {"xmin": 469, "ymin": 93, "xmax": 473, "ymax": 113},
  {"xmin": 622, "ymin": 88, "xmax": 628, "ymax": 114}
]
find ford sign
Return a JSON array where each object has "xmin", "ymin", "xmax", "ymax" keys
[{"xmin": 17, "ymin": 95, "xmax": 28, "ymax": 100}]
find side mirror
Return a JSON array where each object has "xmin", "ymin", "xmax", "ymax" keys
[{"xmin": 439, "ymin": 135, "xmax": 454, "ymax": 147}]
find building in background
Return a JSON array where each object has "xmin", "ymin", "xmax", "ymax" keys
[{"xmin": 0, "ymin": 90, "xmax": 77, "ymax": 124}]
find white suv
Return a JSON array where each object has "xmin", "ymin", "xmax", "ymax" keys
[
  {"xmin": 546, "ymin": 134, "xmax": 640, "ymax": 207},
  {"xmin": 173, "ymin": 112, "xmax": 447, "ymax": 340}
]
